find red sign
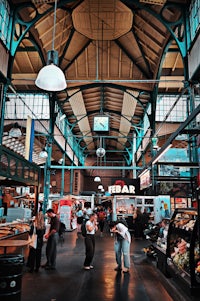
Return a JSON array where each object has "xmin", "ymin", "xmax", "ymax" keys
[{"xmin": 60, "ymin": 199, "xmax": 72, "ymax": 206}]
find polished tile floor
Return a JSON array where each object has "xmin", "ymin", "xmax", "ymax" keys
[{"xmin": 20, "ymin": 230, "xmax": 197, "ymax": 301}]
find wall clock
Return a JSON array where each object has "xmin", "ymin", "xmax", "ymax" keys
[{"xmin": 93, "ymin": 115, "xmax": 109, "ymax": 132}]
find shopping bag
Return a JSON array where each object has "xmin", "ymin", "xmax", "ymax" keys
[
  {"xmin": 30, "ymin": 225, "xmax": 37, "ymax": 249},
  {"xmin": 30, "ymin": 232, "xmax": 37, "ymax": 249}
]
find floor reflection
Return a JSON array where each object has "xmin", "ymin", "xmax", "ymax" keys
[{"xmin": 114, "ymin": 271, "xmax": 130, "ymax": 301}]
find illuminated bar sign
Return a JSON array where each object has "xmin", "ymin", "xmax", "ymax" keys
[
  {"xmin": 108, "ymin": 178, "xmax": 141, "ymax": 195},
  {"xmin": 108, "ymin": 185, "xmax": 135, "ymax": 194}
]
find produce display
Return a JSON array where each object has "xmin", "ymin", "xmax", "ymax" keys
[
  {"xmin": 194, "ymin": 242, "xmax": 200, "ymax": 279},
  {"xmin": 196, "ymin": 261, "xmax": 200, "ymax": 274},
  {"xmin": 171, "ymin": 238, "xmax": 190, "ymax": 271},
  {"xmin": 0, "ymin": 222, "xmax": 30, "ymax": 239},
  {"xmin": 167, "ymin": 209, "xmax": 200, "ymax": 288}
]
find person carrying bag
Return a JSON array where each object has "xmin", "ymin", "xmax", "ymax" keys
[{"xmin": 27, "ymin": 210, "xmax": 45, "ymax": 273}]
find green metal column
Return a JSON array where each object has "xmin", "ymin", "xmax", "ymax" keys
[
  {"xmin": 60, "ymin": 152, "xmax": 65, "ymax": 197},
  {"xmin": 43, "ymin": 93, "xmax": 56, "ymax": 213},
  {"xmin": 0, "ymin": 83, "xmax": 9, "ymax": 145},
  {"xmin": 70, "ymin": 165, "xmax": 74, "ymax": 194},
  {"xmin": 188, "ymin": 84, "xmax": 198, "ymax": 163},
  {"xmin": 43, "ymin": 138, "xmax": 53, "ymax": 213},
  {"xmin": 150, "ymin": 89, "xmax": 158, "ymax": 195},
  {"xmin": 187, "ymin": 84, "xmax": 198, "ymax": 198}
]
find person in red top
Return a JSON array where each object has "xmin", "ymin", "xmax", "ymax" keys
[{"xmin": 97, "ymin": 207, "xmax": 106, "ymax": 237}]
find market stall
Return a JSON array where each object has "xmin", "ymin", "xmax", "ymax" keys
[
  {"xmin": 113, "ymin": 195, "xmax": 171, "ymax": 225},
  {"xmin": 0, "ymin": 221, "xmax": 30, "ymax": 260}
]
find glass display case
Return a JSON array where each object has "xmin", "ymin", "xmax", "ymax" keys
[
  {"xmin": 166, "ymin": 208, "xmax": 200, "ymax": 295},
  {"xmin": 170, "ymin": 197, "xmax": 192, "ymax": 211},
  {"xmin": 0, "ymin": 221, "xmax": 30, "ymax": 259},
  {"xmin": 0, "ymin": 221, "xmax": 30, "ymax": 240},
  {"xmin": 153, "ymin": 219, "xmax": 170, "ymax": 276}
]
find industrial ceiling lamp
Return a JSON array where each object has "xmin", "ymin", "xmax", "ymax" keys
[
  {"xmin": 9, "ymin": 123, "xmax": 22, "ymax": 138},
  {"xmin": 35, "ymin": 0, "xmax": 67, "ymax": 91},
  {"xmin": 94, "ymin": 176, "xmax": 101, "ymax": 182},
  {"xmin": 58, "ymin": 158, "xmax": 64, "ymax": 164},
  {"xmin": 39, "ymin": 148, "xmax": 48, "ymax": 158}
]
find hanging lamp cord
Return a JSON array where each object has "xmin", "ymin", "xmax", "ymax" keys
[{"xmin": 52, "ymin": 0, "xmax": 57, "ymax": 51}]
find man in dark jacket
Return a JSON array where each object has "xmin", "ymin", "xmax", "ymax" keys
[{"xmin": 42, "ymin": 208, "xmax": 60, "ymax": 270}]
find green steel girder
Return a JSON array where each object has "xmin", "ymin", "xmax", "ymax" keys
[
  {"xmin": 153, "ymin": 36, "xmax": 188, "ymax": 134},
  {"xmin": 10, "ymin": 2, "xmax": 51, "ymax": 57},
  {"xmin": 123, "ymin": 0, "xmax": 188, "ymax": 58},
  {"xmin": 63, "ymin": 82, "xmax": 143, "ymax": 103},
  {"xmin": 0, "ymin": 145, "xmax": 40, "ymax": 186},
  {"xmin": 82, "ymin": 134, "xmax": 132, "ymax": 150},
  {"xmin": 10, "ymin": 0, "xmax": 75, "ymax": 57},
  {"xmin": 8, "ymin": 32, "xmax": 46, "ymax": 79},
  {"xmin": 47, "ymin": 165, "xmax": 142, "ymax": 170},
  {"xmin": 63, "ymin": 126, "xmax": 85, "ymax": 165},
  {"xmin": 67, "ymin": 110, "xmax": 141, "ymax": 136},
  {"xmin": 152, "ymin": 40, "xmax": 173, "ymax": 135},
  {"xmin": 66, "ymin": 109, "xmax": 143, "ymax": 130},
  {"xmin": 0, "ymin": 84, "xmax": 9, "ymax": 146},
  {"xmin": 58, "ymin": 82, "xmax": 150, "ymax": 164},
  {"xmin": 62, "ymin": 82, "xmax": 148, "ymax": 112},
  {"xmin": 121, "ymin": 0, "xmax": 189, "ymax": 152},
  {"xmin": 80, "ymin": 134, "xmax": 133, "ymax": 165},
  {"xmin": 146, "ymin": 103, "xmax": 200, "ymax": 171}
]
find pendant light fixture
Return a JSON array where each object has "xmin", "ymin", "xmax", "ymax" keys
[
  {"xmin": 39, "ymin": 148, "xmax": 48, "ymax": 158},
  {"xmin": 9, "ymin": 100, "xmax": 22, "ymax": 137},
  {"xmin": 9, "ymin": 123, "xmax": 22, "ymax": 138},
  {"xmin": 96, "ymin": 136, "xmax": 106, "ymax": 157},
  {"xmin": 35, "ymin": 0, "xmax": 67, "ymax": 91},
  {"xmin": 94, "ymin": 176, "xmax": 101, "ymax": 182}
]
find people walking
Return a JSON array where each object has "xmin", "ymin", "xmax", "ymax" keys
[
  {"xmin": 42, "ymin": 208, "xmax": 60, "ymax": 270},
  {"xmin": 83, "ymin": 213, "xmax": 98, "ymax": 270},
  {"xmin": 76, "ymin": 206, "xmax": 84, "ymax": 234},
  {"xmin": 109, "ymin": 221, "xmax": 131, "ymax": 273},
  {"xmin": 133, "ymin": 208, "xmax": 143, "ymax": 239},
  {"xmin": 97, "ymin": 207, "xmax": 106, "ymax": 237}
]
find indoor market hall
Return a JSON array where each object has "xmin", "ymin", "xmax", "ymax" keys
[
  {"xmin": 1, "ymin": 1, "xmax": 200, "ymax": 301},
  {"xmin": 20, "ymin": 230, "xmax": 198, "ymax": 301}
]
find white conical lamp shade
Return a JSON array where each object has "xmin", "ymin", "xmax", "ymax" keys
[
  {"xmin": 94, "ymin": 176, "xmax": 101, "ymax": 182},
  {"xmin": 35, "ymin": 64, "xmax": 67, "ymax": 91}
]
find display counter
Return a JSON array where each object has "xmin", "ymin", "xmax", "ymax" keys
[
  {"xmin": 0, "ymin": 221, "xmax": 30, "ymax": 259},
  {"xmin": 166, "ymin": 208, "xmax": 200, "ymax": 296}
]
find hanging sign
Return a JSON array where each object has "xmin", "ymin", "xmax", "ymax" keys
[
  {"xmin": 108, "ymin": 178, "xmax": 141, "ymax": 195},
  {"xmin": 108, "ymin": 185, "xmax": 135, "ymax": 194}
]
